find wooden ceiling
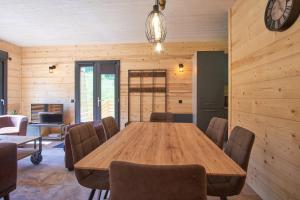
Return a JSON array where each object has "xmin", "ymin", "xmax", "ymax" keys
[{"xmin": 0, "ymin": 0, "xmax": 234, "ymax": 46}]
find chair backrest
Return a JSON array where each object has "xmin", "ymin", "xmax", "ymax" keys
[
  {"xmin": 92, "ymin": 120, "xmax": 107, "ymax": 144},
  {"xmin": 150, "ymin": 112, "xmax": 175, "ymax": 122},
  {"xmin": 224, "ymin": 126, "xmax": 255, "ymax": 193},
  {"xmin": 225, "ymin": 126, "xmax": 255, "ymax": 171},
  {"xmin": 205, "ymin": 117, "xmax": 228, "ymax": 149},
  {"xmin": 0, "ymin": 143, "xmax": 17, "ymax": 196},
  {"xmin": 101, "ymin": 117, "xmax": 119, "ymax": 139},
  {"xmin": 66, "ymin": 120, "xmax": 106, "ymax": 144},
  {"xmin": 68, "ymin": 123, "xmax": 101, "ymax": 181},
  {"xmin": 109, "ymin": 161, "xmax": 207, "ymax": 200},
  {"xmin": 64, "ymin": 121, "xmax": 107, "ymax": 170}
]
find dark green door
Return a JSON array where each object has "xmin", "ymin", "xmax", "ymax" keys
[{"xmin": 0, "ymin": 50, "xmax": 8, "ymax": 115}]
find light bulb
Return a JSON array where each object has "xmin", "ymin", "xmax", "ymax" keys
[
  {"xmin": 155, "ymin": 43, "xmax": 163, "ymax": 53},
  {"xmin": 152, "ymin": 13, "xmax": 162, "ymax": 40}
]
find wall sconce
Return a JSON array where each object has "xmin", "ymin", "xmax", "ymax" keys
[
  {"xmin": 179, "ymin": 64, "xmax": 184, "ymax": 72},
  {"xmin": 49, "ymin": 65, "xmax": 56, "ymax": 73}
]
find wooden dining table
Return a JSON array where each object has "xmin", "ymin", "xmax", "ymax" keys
[{"xmin": 75, "ymin": 122, "xmax": 246, "ymax": 176}]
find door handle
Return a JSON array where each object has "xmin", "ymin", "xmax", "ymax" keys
[
  {"xmin": 97, "ymin": 97, "xmax": 105, "ymax": 107},
  {"xmin": 97, "ymin": 97, "xmax": 101, "ymax": 107},
  {"xmin": 0, "ymin": 99, "xmax": 5, "ymax": 106}
]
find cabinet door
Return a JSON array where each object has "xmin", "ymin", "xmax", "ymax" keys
[
  {"xmin": 197, "ymin": 108, "xmax": 227, "ymax": 132},
  {"xmin": 197, "ymin": 51, "xmax": 228, "ymax": 131}
]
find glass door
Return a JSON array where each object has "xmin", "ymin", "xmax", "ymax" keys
[
  {"xmin": 75, "ymin": 61, "xmax": 120, "ymax": 125},
  {"xmin": 0, "ymin": 50, "xmax": 8, "ymax": 115},
  {"xmin": 99, "ymin": 74, "xmax": 116, "ymax": 119},
  {"xmin": 77, "ymin": 63, "xmax": 94, "ymax": 122}
]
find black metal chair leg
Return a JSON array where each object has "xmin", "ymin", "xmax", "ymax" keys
[
  {"xmin": 104, "ymin": 190, "xmax": 109, "ymax": 199},
  {"xmin": 97, "ymin": 190, "xmax": 102, "ymax": 200},
  {"xmin": 220, "ymin": 196, "xmax": 228, "ymax": 200},
  {"xmin": 4, "ymin": 194, "xmax": 10, "ymax": 200},
  {"xmin": 88, "ymin": 189, "xmax": 96, "ymax": 200}
]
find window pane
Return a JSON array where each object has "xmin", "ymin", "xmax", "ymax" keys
[
  {"xmin": 101, "ymin": 74, "xmax": 115, "ymax": 119},
  {"xmin": 80, "ymin": 67, "xmax": 93, "ymax": 122}
]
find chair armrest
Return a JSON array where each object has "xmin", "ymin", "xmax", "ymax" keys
[{"xmin": 18, "ymin": 117, "xmax": 28, "ymax": 136}]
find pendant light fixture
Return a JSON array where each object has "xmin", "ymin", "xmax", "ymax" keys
[{"xmin": 145, "ymin": 0, "xmax": 167, "ymax": 53}]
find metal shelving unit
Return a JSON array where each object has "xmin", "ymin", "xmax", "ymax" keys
[{"xmin": 128, "ymin": 69, "xmax": 167, "ymax": 122}]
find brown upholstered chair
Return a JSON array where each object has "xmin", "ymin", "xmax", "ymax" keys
[
  {"xmin": 109, "ymin": 161, "xmax": 207, "ymax": 200},
  {"xmin": 0, "ymin": 115, "xmax": 28, "ymax": 136},
  {"xmin": 68, "ymin": 123, "xmax": 109, "ymax": 200},
  {"xmin": 0, "ymin": 143, "xmax": 17, "ymax": 200},
  {"xmin": 207, "ymin": 126, "xmax": 255, "ymax": 200},
  {"xmin": 150, "ymin": 112, "xmax": 175, "ymax": 122},
  {"xmin": 205, "ymin": 117, "xmax": 228, "ymax": 149},
  {"xmin": 64, "ymin": 120, "xmax": 107, "ymax": 171},
  {"xmin": 101, "ymin": 116, "xmax": 119, "ymax": 139}
]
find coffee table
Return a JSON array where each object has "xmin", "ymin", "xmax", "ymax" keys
[{"xmin": 0, "ymin": 135, "xmax": 43, "ymax": 165}]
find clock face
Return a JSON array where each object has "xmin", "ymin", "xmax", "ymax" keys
[{"xmin": 265, "ymin": 0, "xmax": 300, "ymax": 31}]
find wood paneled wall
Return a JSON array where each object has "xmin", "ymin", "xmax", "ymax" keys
[
  {"xmin": 0, "ymin": 40, "xmax": 22, "ymax": 113},
  {"xmin": 229, "ymin": 0, "xmax": 300, "ymax": 199},
  {"xmin": 21, "ymin": 42, "xmax": 227, "ymax": 126}
]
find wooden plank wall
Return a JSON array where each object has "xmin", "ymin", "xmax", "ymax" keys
[
  {"xmin": 0, "ymin": 40, "xmax": 22, "ymax": 113},
  {"xmin": 229, "ymin": 0, "xmax": 300, "ymax": 199},
  {"xmin": 21, "ymin": 42, "xmax": 227, "ymax": 127}
]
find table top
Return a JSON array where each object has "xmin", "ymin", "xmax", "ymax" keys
[
  {"xmin": 0, "ymin": 135, "xmax": 41, "ymax": 146},
  {"xmin": 75, "ymin": 122, "xmax": 246, "ymax": 176}
]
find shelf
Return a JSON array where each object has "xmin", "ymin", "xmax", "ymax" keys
[
  {"xmin": 128, "ymin": 69, "xmax": 167, "ymax": 122},
  {"xmin": 17, "ymin": 148, "xmax": 38, "ymax": 160},
  {"xmin": 129, "ymin": 87, "xmax": 166, "ymax": 93},
  {"xmin": 129, "ymin": 71, "xmax": 166, "ymax": 78}
]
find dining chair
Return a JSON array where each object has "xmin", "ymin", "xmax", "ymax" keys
[
  {"xmin": 205, "ymin": 117, "xmax": 228, "ymax": 149},
  {"xmin": 101, "ymin": 116, "xmax": 119, "ymax": 139},
  {"xmin": 69, "ymin": 123, "xmax": 109, "ymax": 200},
  {"xmin": 64, "ymin": 120, "xmax": 107, "ymax": 171},
  {"xmin": 150, "ymin": 112, "xmax": 175, "ymax": 122},
  {"xmin": 207, "ymin": 126, "xmax": 255, "ymax": 200},
  {"xmin": 0, "ymin": 143, "xmax": 17, "ymax": 200},
  {"xmin": 109, "ymin": 161, "xmax": 207, "ymax": 200}
]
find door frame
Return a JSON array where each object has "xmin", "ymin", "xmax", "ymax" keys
[
  {"xmin": 75, "ymin": 60, "xmax": 120, "ymax": 125},
  {"xmin": 0, "ymin": 50, "xmax": 8, "ymax": 115}
]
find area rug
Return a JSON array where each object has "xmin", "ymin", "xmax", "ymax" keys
[{"xmin": 53, "ymin": 142, "xmax": 64, "ymax": 149}]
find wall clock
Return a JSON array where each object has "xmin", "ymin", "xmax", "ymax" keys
[{"xmin": 265, "ymin": 0, "xmax": 300, "ymax": 31}]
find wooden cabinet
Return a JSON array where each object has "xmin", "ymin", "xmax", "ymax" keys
[{"xmin": 192, "ymin": 51, "xmax": 228, "ymax": 131}]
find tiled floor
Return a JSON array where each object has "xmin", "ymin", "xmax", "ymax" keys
[{"xmin": 10, "ymin": 144, "xmax": 261, "ymax": 200}]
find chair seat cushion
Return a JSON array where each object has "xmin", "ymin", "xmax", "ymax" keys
[
  {"xmin": 0, "ymin": 127, "xmax": 19, "ymax": 135},
  {"xmin": 80, "ymin": 170, "xmax": 110, "ymax": 190}
]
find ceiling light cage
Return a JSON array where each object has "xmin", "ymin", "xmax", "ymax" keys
[{"xmin": 145, "ymin": 4, "xmax": 167, "ymax": 44}]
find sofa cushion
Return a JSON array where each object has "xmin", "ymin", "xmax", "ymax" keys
[
  {"xmin": 0, "ymin": 115, "xmax": 28, "ymax": 136},
  {"xmin": 0, "ymin": 127, "xmax": 19, "ymax": 135},
  {"xmin": 0, "ymin": 117, "xmax": 14, "ymax": 128}
]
